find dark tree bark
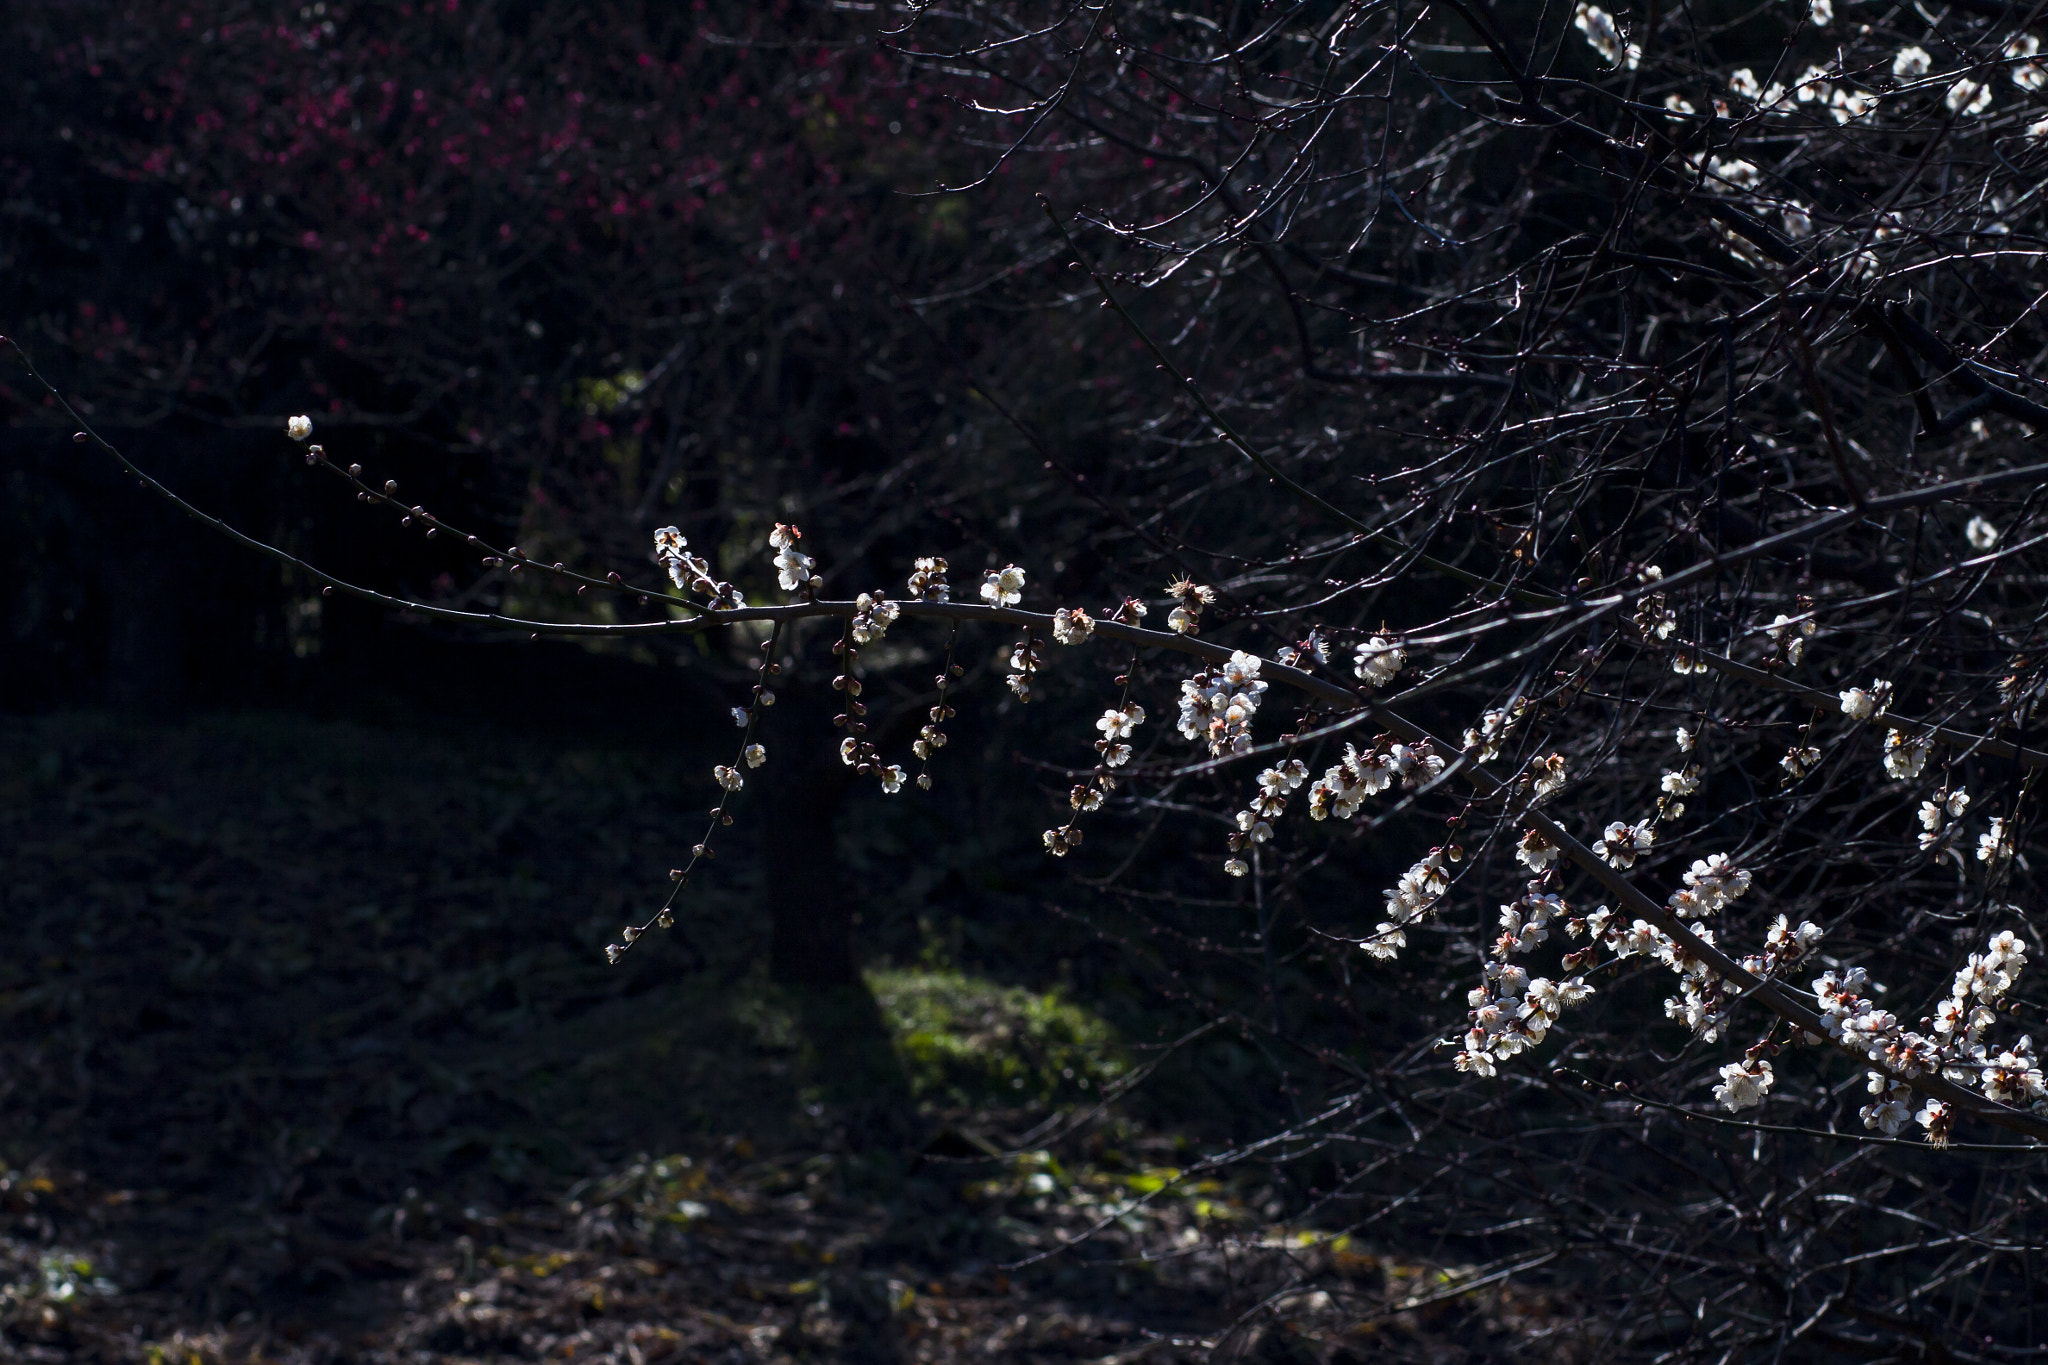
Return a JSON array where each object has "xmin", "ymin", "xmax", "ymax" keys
[{"xmin": 761, "ymin": 679, "xmax": 858, "ymax": 987}]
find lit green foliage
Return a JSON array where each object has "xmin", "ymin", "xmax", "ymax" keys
[{"xmin": 865, "ymin": 968, "xmax": 1126, "ymax": 1107}]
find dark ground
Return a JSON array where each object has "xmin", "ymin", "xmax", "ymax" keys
[{"xmin": 0, "ymin": 706, "xmax": 1584, "ymax": 1364}]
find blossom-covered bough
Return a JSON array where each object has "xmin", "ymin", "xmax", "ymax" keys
[{"xmin": 18, "ymin": 336, "xmax": 2047, "ymax": 1155}]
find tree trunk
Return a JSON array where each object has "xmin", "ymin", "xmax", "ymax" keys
[{"xmin": 762, "ymin": 682, "xmax": 858, "ymax": 986}]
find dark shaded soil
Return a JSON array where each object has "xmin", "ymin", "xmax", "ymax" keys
[{"xmin": 0, "ymin": 711, "xmax": 1583, "ymax": 1364}]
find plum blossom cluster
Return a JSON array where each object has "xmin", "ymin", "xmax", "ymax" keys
[
  {"xmin": 911, "ymin": 627, "xmax": 963, "ymax": 793},
  {"xmin": 1598, "ymin": 819, "xmax": 1655, "ymax": 869},
  {"xmin": 1884, "ymin": 932, "xmax": 2039, "ymax": 1143},
  {"xmin": 1817, "ymin": 930, "xmax": 2039, "ymax": 1144},
  {"xmin": 769, "ymin": 524, "xmax": 816, "ymax": 594},
  {"xmin": 980, "ymin": 563, "xmax": 1025, "ymax": 607},
  {"xmin": 1726, "ymin": 63, "xmax": 1880, "ymax": 125},
  {"xmin": 1165, "ymin": 578, "xmax": 1216, "ymax": 635},
  {"xmin": 654, "ymin": 525, "xmax": 746, "ymax": 609},
  {"xmin": 1738, "ymin": 913, "xmax": 1826, "ymax": 981},
  {"xmin": 1581, "ymin": 904, "xmax": 1732, "ymax": 1041},
  {"xmin": 1883, "ymin": 729, "xmax": 1930, "ymax": 781},
  {"xmin": 1713, "ymin": 1059, "xmax": 1775, "ymax": 1112},
  {"xmin": 849, "ymin": 592, "xmax": 900, "ymax": 645},
  {"xmin": 1633, "ymin": 593, "xmax": 1677, "ymax": 642},
  {"xmin": 1668, "ymin": 853, "xmax": 1753, "ymax": 920},
  {"xmin": 1839, "ymin": 678, "xmax": 1893, "ymax": 722},
  {"xmin": 1177, "ymin": 651, "xmax": 1269, "ymax": 756},
  {"xmin": 1572, "ymin": 2, "xmax": 1638, "ymax": 70},
  {"xmin": 1461, "ymin": 699, "xmax": 1527, "ymax": 761},
  {"xmin": 905, "ymin": 556, "xmax": 950, "ymax": 602},
  {"xmin": 1352, "ymin": 635, "xmax": 1405, "ymax": 688},
  {"xmin": 1454, "ymin": 959, "xmax": 1595, "ymax": 1077},
  {"xmin": 1007, "ymin": 633, "xmax": 1043, "ymax": 702},
  {"xmin": 1306, "ymin": 736, "xmax": 1445, "ymax": 820},
  {"xmin": 1369, "ymin": 846, "xmax": 1456, "ymax": 962},
  {"xmin": 1765, "ymin": 608, "xmax": 1815, "ymax": 667},
  {"xmin": 1978, "ymin": 815, "xmax": 2016, "ymax": 868},
  {"xmin": 831, "ymin": 615, "xmax": 904, "ymax": 796},
  {"xmin": 1049, "ymin": 659, "xmax": 1147, "ymax": 858},
  {"xmin": 1052, "ymin": 607, "xmax": 1094, "ymax": 644},
  {"xmin": 1452, "ymin": 873, "xmax": 1594, "ymax": 1077},
  {"xmin": 1095, "ymin": 702, "xmax": 1144, "ymax": 768},
  {"xmin": 1919, "ymin": 787, "xmax": 1971, "ymax": 853},
  {"xmin": 1225, "ymin": 759, "xmax": 1309, "ymax": 876}
]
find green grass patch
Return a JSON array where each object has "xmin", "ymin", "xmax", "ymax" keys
[{"xmin": 865, "ymin": 967, "xmax": 1127, "ymax": 1107}]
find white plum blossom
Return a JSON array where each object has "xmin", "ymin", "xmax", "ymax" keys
[
  {"xmin": 1052, "ymin": 606, "xmax": 1094, "ymax": 644},
  {"xmin": 849, "ymin": 592, "xmax": 900, "ymax": 644},
  {"xmin": 1861, "ymin": 1074, "xmax": 1914, "ymax": 1135},
  {"xmin": 1830, "ymin": 87, "xmax": 1877, "ymax": 122},
  {"xmin": 1946, "ymin": 77, "xmax": 1994, "ymax": 115},
  {"xmin": 1713, "ymin": 1058, "xmax": 1774, "ymax": 1112},
  {"xmin": 1662, "ymin": 767, "xmax": 1700, "ymax": 796},
  {"xmin": 1781, "ymin": 744, "xmax": 1822, "ymax": 780},
  {"xmin": 905, "ymin": 556, "xmax": 950, "ymax": 601},
  {"xmin": 1097, "ymin": 704, "xmax": 1143, "ymax": 740},
  {"xmin": 1529, "ymin": 753, "xmax": 1569, "ymax": 800},
  {"xmin": 770, "ymin": 524, "xmax": 816, "ymax": 593},
  {"xmin": 2014, "ymin": 38, "xmax": 2047, "ymax": 91},
  {"xmin": 1981, "ymin": 1038, "xmax": 2046, "ymax": 1106},
  {"xmin": 1839, "ymin": 679, "xmax": 1891, "ymax": 721},
  {"xmin": 744, "ymin": 743, "xmax": 767, "ymax": 768},
  {"xmin": 1919, "ymin": 788, "xmax": 1970, "ymax": 852},
  {"xmin": 1807, "ymin": 0, "xmax": 1830, "ymax": 26},
  {"xmin": 1746, "ymin": 914, "xmax": 1826, "ymax": 978},
  {"xmin": 1352, "ymin": 636, "xmax": 1405, "ymax": 688},
  {"xmin": 1883, "ymin": 730, "xmax": 1931, "ymax": 781},
  {"xmin": 1006, "ymin": 636, "xmax": 1042, "ymax": 702},
  {"xmin": 1165, "ymin": 579, "xmax": 1216, "ymax": 635},
  {"xmin": 879, "ymin": 765, "xmax": 905, "ymax": 794},
  {"xmin": 1917, "ymin": 1099, "xmax": 1954, "ymax": 1147},
  {"xmin": 287, "ymin": 414, "xmax": 314, "ymax": 441},
  {"xmin": 980, "ymin": 563, "xmax": 1026, "ymax": 606},
  {"xmin": 1462, "ymin": 703, "xmax": 1522, "ymax": 760},
  {"xmin": 1599, "ymin": 820, "xmax": 1655, "ymax": 869},
  {"xmin": 1893, "ymin": 46, "xmax": 1931, "ymax": 80},
  {"xmin": 1766, "ymin": 612, "xmax": 1815, "ymax": 666},
  {"xmin": 1517, "ymin": 828, "xmax": 1560, "ymax": 874},
  {"xmin": 1978, "ymin": 816, "xmax": 2015, "ymax": 867},
  {"xmin": 1386, "ymin": 741, "xmax": 1446, "ymax": 789},
  {"xmin": 713, "ymin": 764, "xmax": 745, "ymax": 792},
  {"xmin": 1573, "ymin": 2, "xmax": 1638, "ymax": 69},
  {"xmin": 1095, "ymin": 703, "xmax": 1144, "ymax": 767},
  {"xmin": 1966, "ymin": 516, "xmax": 1999, "ymax": 551}
]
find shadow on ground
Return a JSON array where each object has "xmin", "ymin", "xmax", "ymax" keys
[{"xmin": 0, "ymin": 710, "xmax": 1589, "ymax": 1364}]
